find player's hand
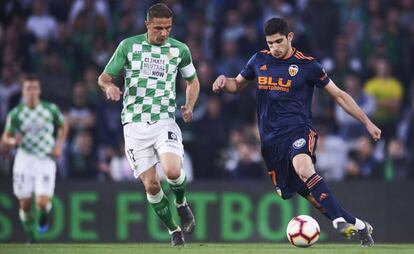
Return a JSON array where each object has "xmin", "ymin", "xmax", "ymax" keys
[
  {"xmin": 51, "ymin": 146, "xmax": 63, "ymax": 160},
  {"xmin": 2, "ymin": 134, "xmax": 21, "ymax": 148},
  {"xmin": 181, "ymin": 104, "xmax": 193, "ymax": 123},
  {"xmin": 366, "ymin": 122, "xmax": 381, "ymax": 141},
  {"xmin": 105, "ymin": 84, "xmax": 122, "ymax": 101},
  {"xmin": 212, "ymin": 75, "xmax": 227, "ymax": 93}
]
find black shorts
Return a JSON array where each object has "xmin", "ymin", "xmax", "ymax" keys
[{"xmin": 261, "ymin": 126, "xmax": 317, "ymax": 200}]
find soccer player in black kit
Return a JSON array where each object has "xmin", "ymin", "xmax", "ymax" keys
[{"xmin": 212, "ymin": 18, "xmax": 381, "ymax": 247}]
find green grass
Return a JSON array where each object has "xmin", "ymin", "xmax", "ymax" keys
[{"xmin": 0, "ymin": 243, "xmax": 413, "ymax": 254}]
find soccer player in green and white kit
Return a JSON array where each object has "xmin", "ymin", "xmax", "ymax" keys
[
  {"xmin": 1, "ymin": 74, "xmax": 68, "ymax": 243},
  {"xmin": 98, "ymin": 3, "xmax": 199, "ymax": 246}
]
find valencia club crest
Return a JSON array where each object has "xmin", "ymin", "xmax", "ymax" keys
[{"xmin": 288, "ymin": 64, "xmax": 299, "ymax": 77}]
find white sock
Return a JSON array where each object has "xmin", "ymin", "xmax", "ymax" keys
[
  {"xmin": 19, "ymin": 209, "xmax": 31, "ymax": 222},
  {"xmin": 332, "ymin": 217, "xmax": 346, "ymax": 229},
  {"xmin": 146, "ymin": 189, "xmax": 164, "ymax": 204},
  {"xmin": 354, "ymin": 218, "xmax": 366, "ymax": 230},
  {"xmin": 166, "ymin": 169, "xmax": 186, "ymax": 186},
  {"xmin": 168, "ymin": 226, "xmax": 182, "ymax": 235},
  {"xmin": 175, "ymin": 197, "xmax": 187, "ymax": 207},
  {"xmin": 45, "ymin": 201, "xmax": 52, "ymax": 212}
]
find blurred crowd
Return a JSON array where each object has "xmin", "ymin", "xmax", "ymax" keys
[{"xmin": 0, "ymin": 0, "xmax": 413, "ymax": 182}]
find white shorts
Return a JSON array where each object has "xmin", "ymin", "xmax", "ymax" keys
[
  {"xmin": 13, "ymin": 149, "xmax": 56, "ymax": 199},
  {"xmin": 123, "ymin": 119, "xmax": 184, "ymax": 178}
]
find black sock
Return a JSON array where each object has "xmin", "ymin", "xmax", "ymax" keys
[{"xmin": 306, "ymin": 173, "xmax": 345, "ymax": 220}]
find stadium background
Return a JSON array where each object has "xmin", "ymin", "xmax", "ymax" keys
[{"xmin": 0, "ymin": 0, "xmax": 413, "ymax": 244}]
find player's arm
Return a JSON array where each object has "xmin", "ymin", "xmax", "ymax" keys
[
  {"xmin": 98, "ymin": 40, "xmax": 127, "ymax": 101},
  {"xmin": 324, "ymin": 80, "xmax": 381, "ymax": 141},
  {"xmin": 212, "ymin": 74, "xmax": 251, "ymax": 94},
  {"xmin": 51, "ymin": 115, "xmax": 69, "ymax": 159},
  {"xmin": 181, "ymin": 76, "xmax": 200, "ymax": 123},
  {"xmin": 1, "ymin": 131, "xmax": 19, "ymax": 147},
  {"xmin": 1, "ymin": 112, "xmax": 20, "ymax": 147},
  {"xmin": 98, "ymin": 73, "xmax": 122, "ymax": 101}
]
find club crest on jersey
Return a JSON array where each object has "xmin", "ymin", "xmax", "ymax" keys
[
  {"xmin": 293, "ymin": 138, "xmax": 306, "ymax": 149},
  {"xmin": 288, "ymin": 64, "xmax": 299, "ymax": 77}
]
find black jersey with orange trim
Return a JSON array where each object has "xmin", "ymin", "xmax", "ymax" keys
[{"xmin": 239, "ymin": 48, "xmax": 330, "ymax": 146}]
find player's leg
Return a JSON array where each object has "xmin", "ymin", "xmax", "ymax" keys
[
  {"xmin": 123, "ymin": 122, "xmax": 183, "ymax": 246},
  {"xmin": 13, "ymin": 151, "xmax": 36, "ymax": 243},
  {"xmin": 139, "ymin": 166, "xmax": 184, "ymax": 246},
  {"xmin": 291, "ymin": 128, "xmax": 373, "ymax": 246},
  {"xmin": 156, "ymin": 120, "xmax": 195, "ymax": 234},
  {"xmin": 292, "ymin": 154, "xmax": 373, "ymax": 246},
  {"xmin": 301, "ymin": 192, "xmax": 355, "ymax": 238},
  {"xmin": 262, "ymin": 144, "xmax": 297, "ymax": 200},
  {"xmin": 34, "ymin": 156, "xmax": 56, "ymax": 233},
  {"xmin": 35, "ymin": 195, "xmax": 52, "ymax": 233},
  {"xmin": 159, "ymin": 152, "xmax": 195, "ymax": 233},
  {"xmin": 18, "ymin": 198, "xmax": 36, "ymax": 243}
]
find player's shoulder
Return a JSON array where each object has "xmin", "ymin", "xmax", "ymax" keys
[
  {"xmin": 8, "ymin": 103, "xmax": 24, "ymax": 117},
  {"xmin": 257, "ymin": 49, "xmax": 271, "ymax": 57},
  {"xmin": 292, "ymin": 49, "xmax": 322, "ymax": 68},
  {"xmin": 293, "ymin": 49, "xmax": 315, "ymax": 62},
  {"xmin": 40, "ymin": 100, "xmax": 61, "ymax": 112},
  {"xmin": 292, "ymin": 49, "xmax": 324, "ymax": 71},
  {"xmin": 120, "ymin": 34, "xmax": 147, "ymax": 46},
  {"xmin": 247, "ymin": 50, "xmax": 268, "ymax": 62}
]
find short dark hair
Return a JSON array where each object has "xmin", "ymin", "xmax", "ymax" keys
[
  {"xmin": 264, "ymin": 18, "xmax": 289, "ymax": 36},
  {"xmin": 22, "ymin": 73, "xmax": 39, "ymax": 83},
  {"xmin": 147, "ymin": 3, "xmax": 173, "ymax": 20}
]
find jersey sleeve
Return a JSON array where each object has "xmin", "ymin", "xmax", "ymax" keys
[
  {"xmin": 308, "ymin": 60, "xmax": 330, "ymax": 88},
  {"xmin": 178, "ymin": 44, "xmax": 197, "ymax": 80},
  {"xmin": 104, "ymin": 40, "xmax": 128, "ymax": 78},
  {"xmin": 50, "ymin": 103, "xmax": 65, "ymax": 127},
  {"xmin": 4, "ymin": 109, "xmax": 18, "ymax": 134},
  {"xmin": 239, "ymin": 53, "xmax": 257, "ymax": 80}
]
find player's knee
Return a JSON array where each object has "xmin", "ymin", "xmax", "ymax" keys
[
  {"xmin": 19, "ymin": 201, "xmax": 31, "ymax": 211},
  {"xmin": 295, "ymin": 166, "xmax": 315, "ymax": 182},
  {"xmin": 164, "ymin": 167, "xmax": 181, "ymax": 180},
  {"xmin": 36, "ymin": 200, "xmax": 48, "ymax": 210}
]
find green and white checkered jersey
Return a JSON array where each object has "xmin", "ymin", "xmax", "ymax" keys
[
  {"xmin": 4, "ymin": 101, "xmax": 64, "ymax": 158},
  {"xmin": 104, "ymin": 33, "xmax": 197, "ymax": 124}
]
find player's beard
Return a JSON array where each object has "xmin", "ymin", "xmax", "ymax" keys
[{"xmin": 155, "ymin": 36, "xmax": 167, "ymax": 45}]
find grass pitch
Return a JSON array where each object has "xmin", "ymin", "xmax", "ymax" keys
[{"xmin": 0, "ymin": 243, "xmax": 413, "ymax": 254}]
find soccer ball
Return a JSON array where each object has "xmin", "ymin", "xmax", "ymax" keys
[{"xmin": 286, "ymin": 215, "xmax": 320, "ymax": 247}]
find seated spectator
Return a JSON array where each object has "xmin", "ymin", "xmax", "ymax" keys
[
  {"xmin": 67, "ymin": 130, "xmax": 98, "ymax": 179},
  {"xmin": 26, "ymin": 0, "xmax": 57, "ymax": 40},
  {"xmin": 223, "ymin": 125, "xmax": 265, "ymax": 180},
  {"xmin": 383, "ymin": 137, "xmax": 410, "ymax": 180},
  {"xmin": 67, "ymin": 82, "xmax": 96, "ymax": 134},
  {"xmin": 39, "ymin": 51, "xmax": 73, "ymax": 110},
  {"xmin": 345, "ymin": 136, "xmax": 381, "ymax": 180},
  {"xmin": 216, "ymin": 39, "xmax": 245, "ymax": 77},
  {"xmin": 0, "ymin": 67, "xmax": 20, "ymax": 128},
  {"xmin": 191, "ymin": 95, "xmax": 227, "ymax": 178},
  {"xmin": 109, "ymin": 142, "xmax": 134, "ymax": 181},
  {"xmin": 315, "ymin": 127, "xmax": 349, "ymax": 182},
  {"xmin": 364, "ymin": 57, "xmax": 403, "ymax": 141}
]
